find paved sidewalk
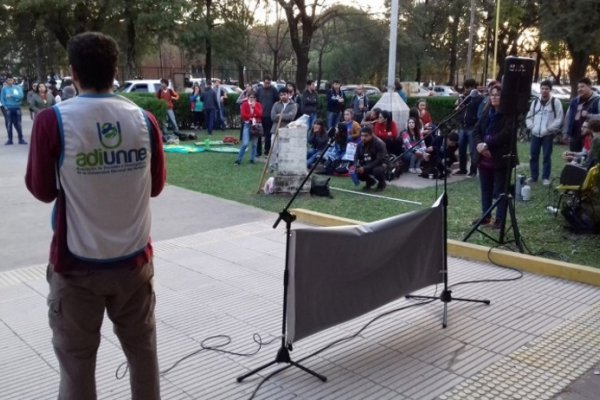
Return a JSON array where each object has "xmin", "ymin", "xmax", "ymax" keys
[{"xmin": 2, "ymin": 117, "xmax": 600, "ymax": 399}]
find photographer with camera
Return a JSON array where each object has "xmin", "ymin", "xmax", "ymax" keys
[{"xmin": 525, "ymin": 79, "xmax": 564, "ymax": 186}]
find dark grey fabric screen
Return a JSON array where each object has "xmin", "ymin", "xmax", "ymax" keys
[{"xmin": 287, "ymin": 198, "xmax": 444, "ymax": 343}]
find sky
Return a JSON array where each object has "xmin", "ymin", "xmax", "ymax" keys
[{"xmin": 255, "ymin": 0, "xmax": 387, "ymax": 24}]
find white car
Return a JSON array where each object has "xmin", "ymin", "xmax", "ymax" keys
[
  {"xmin": 117, "ymin": 79, "xmax": 164, "ymax": 94},
  {"xmin": 340, "ymin": 84, "xmax": 382, "ymax": 98},
  {"xmin": 431, "ymin": 85, "xmax": 459, "ymax": 96}
]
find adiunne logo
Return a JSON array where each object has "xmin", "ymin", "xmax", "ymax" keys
[
  {"xmin": 76, "ymin": 121, "xmax": 147, "ymax": 168},
  {"xmin": 97, "ymin": 122, "xmax": 122, "ymax": 149}
]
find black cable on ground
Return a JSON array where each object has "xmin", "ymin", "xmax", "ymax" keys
[{"xmin": 115, "ymin": 333, "xmax": 281, "ymax": 380}]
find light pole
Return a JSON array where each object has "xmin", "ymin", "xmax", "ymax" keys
[{"xmin": 492, "ymin": 0, "xmax": 501, "ymax": 80}]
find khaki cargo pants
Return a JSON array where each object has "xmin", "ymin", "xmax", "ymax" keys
[{"xmin": 46, "ymin": 262, "xmax": 160, "ymax": 400}]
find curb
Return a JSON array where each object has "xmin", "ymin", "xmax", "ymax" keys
[{"xmin": 291, "ymin": 208, "xmax": 600, "ymax": 287}]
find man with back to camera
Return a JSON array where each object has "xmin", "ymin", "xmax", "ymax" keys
[
  {"xmin": 25, "ymin": 32, "xmax": 166, "ymax": 400},
  {"xmin": 525, "ymin": 79, "xmax": 564, "ymax": 185},
  {"xmin": 563, "ymin": 77, "xmax": 600, "ymax": 152}
]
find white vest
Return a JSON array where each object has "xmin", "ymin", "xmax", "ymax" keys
[{"xmin": 55, "ymin": 95, "xmax": 152, "ymax": 261}]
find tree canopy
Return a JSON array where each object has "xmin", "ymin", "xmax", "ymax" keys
[{"xmin": 1, "ymin": 0, "xmax": 599, "ymax": 90}]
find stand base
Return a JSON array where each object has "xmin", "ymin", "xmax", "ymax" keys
[
  {"xmin": 406, "ymin": 289, "xmax": 490, "ymax": 328},
  {"xmin": 236, "ymin": 345, "xmax": 327, "ymax": 383},
  {"xmin": 463, "ymin": 193, "xmax": 525, "ymax": 253}
]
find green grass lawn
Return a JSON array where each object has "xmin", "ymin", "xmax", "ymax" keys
[{"xmin": 166, "ymin": 130, "xmax": 599, "ymax": 268}]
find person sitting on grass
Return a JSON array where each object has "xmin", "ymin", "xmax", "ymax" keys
[
  {"xmin": 354, "ymin": 124, "xmax": 388, "ymax": 192},
  {"xmin": 307, "ymin": 119, "xmax": 329, "ymax": 169},
  {"xmin": 375, "ymin": 110, "xmax": 402, "ymax": 155},
  {"xmin": 420, "ymin": 131, "xmax": 459, "ymax": 178},
  {"xmin": 401, "ymin": 117, "xmax": 428, "ymax": 174},
  {"xmin": 563, "ymin": 120, "xmax": 593, "ymax": 166},
  {"xmin": 343, "ymin": 108, "xmax": 361, "ymax": 142},
  {"xmin": 361, "ymin": 107, "xmax": 381, "ymax": 125}
]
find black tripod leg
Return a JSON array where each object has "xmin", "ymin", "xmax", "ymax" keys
[
  {"xmin": 290, "ymin": 361, "xmax": 327, "ymax": 382},
  {"xmin": 506, "ymin": 199, "xmax": 525, "ymax": 253},
  {"xmin": 237, "ymin": 360, "xmax": 279, "ymax": 382},
  {"xmin": 451, "ymin": 296, "xmax": 491, "ymax": 305}
]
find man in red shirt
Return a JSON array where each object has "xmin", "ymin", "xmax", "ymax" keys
[
  {"xmin": 25, "ymin": 32, "xmax": 165, "ymax": 400},
  {"xmin": 157, "ymin": 78, "xmax": 182, "ymax": 139}
]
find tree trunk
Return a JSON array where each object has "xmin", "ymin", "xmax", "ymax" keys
[
  {"xmin": 447, "ymin": 17, "xmax": 459, "ymax": 85},
  {"xmin": 567, "ymin": 41, "xmax": 589, "ymax": 95},
  {"xmin": 123, "ymin": 0, "xmax": 137, "ymax": 80},
  {"xmin": 272, "ymin": 50, "xmax": 279, "ymax": 80},
  {"xmin": 205, "ymin": 0, "xmax": 213, "ymax": 81}
]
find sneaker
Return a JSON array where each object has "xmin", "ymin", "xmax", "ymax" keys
[
  {"xmin": 468, "ymin": 171, "xmax": 477, "ymax": 177},
  {"xmin": 491, "ymin": 219, "xmax": 503, "ymax": 230},
  {"xmin": 415, "ymin": 167, "xmax": 422, "ymax": 174},
  {"xmin": 4, "ymin": 139, "xmax": 13, "ymax": 145},
  {"xmin": 249, "ymin": 160, "xmax": 255, "ymax": 164},
  {"xmin": 409, "ymin": 168, "xmax": 417, "ymax": 174},
  {"xmin": 471, "ymin": 217, "xmax": 492, "ymax": 226},
  {"xmin": 542, "ymin": 179, "xmax": 551, "ymax": 186},
  {"xmin": 526, "ymin": 177, "xmax": 537, "ymax": 184},
  {"xmin": 234, "ymin": 160, "xmax": 241, "ymax": 166},
  {"xmin": 18, "ymin": 139, "xmax": 27, "ymax": 145},
  {"xmin": 454, "ymin": 170, "xmax": 468, "ymax": 175},
  {"xmin": 374, "ymin": 183, "xmax": 386, "ymax": 192}
]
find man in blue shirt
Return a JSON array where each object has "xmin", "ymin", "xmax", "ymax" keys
[{"xmin": 1, "ymin": 76, "xmax": 26, "ymax": 145}]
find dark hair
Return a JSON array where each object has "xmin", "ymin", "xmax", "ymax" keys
[
  {"xmin": 588, "ymin": 119, "xmax": 600, "ymax": 132},
  {"xmin": 67, "ymin": 32, "xmax": 118, "ymax": 91},
  {"xmin": 307, "ymin": 79, "xmax": 314, "ymax": 86},
  {"xmin": 406, "ymin": 117, "xmax": 420, "ymax": 141},
  {"xmin": 578, "ymin": 77, "xmax": 592, "ymax": 87},
  {"xmin": 160, "ymin": 78, "xmax": 169, "ymax": 85},
  {"xmin": 409, "ymin": 107, "xmax": 423, "ymax": 131},
  {"xmin": 263, "ymin": 75, "xmax": 272, "ymax": 81},
  {"xmin": 540, "ymin": 79, "xmax": 553, "ymax": 89},
  {"xmin": 313, "ymin": 119, "xmax": 325, "ymax": 130},
  {"xmin": 381, "ymin": 110, "xmax": 393, "ymax": 131},
  {"xmin": 36, "ymin": 83, "xmax": 47, "ymax": 94},
  {"xmin": 464, "ymin": 78, "xmax": 477, "ymax": 89},
  {"xmin": 447, "ymin": 132, "xmax": 459, "ymax": 142},
  {"xmin": 278, "ymin": 87, "xmax": 289, "ymax": 95},
  {"xmin": 360, "ymin": 124, "xmax": 373, "ymax": 135},
  {"xmin": 394, "ymin": 79, "xmax": 402, "ymax": 91},
  {"xmin": 333, "ymin": 79, "xmax": 340, "ymax": 84}
]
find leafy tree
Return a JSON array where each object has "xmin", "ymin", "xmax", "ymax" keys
[{"xmin": 540, "ymin": 0, "xmax": 600, "ymax": 92}]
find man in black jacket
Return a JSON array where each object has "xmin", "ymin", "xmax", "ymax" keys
[
  {"xmin": 301, "ymin": 79, "xmax": 319, "ymax": 130},
  {"xmin": 354, "ymin": 125, "xmax": 388, "ymax": 191},
  {"xmin": 455, "ymin": 78, "xmax": 483, "ymax": 176}
]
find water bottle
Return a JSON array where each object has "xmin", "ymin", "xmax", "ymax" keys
[
  {"xmin": 515, "ymin": 174, "xmax": 525, "ymax": 201},
  {"xmin": 204, "ymin": 138, "xmax": 210, "ymax": 149},
  {"xmin": 521, "ymin": 184, "xmax": 531, "ymax": 201}
]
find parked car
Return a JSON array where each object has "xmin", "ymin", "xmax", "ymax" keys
[
  {"xmin": 431, "ymin": 85, "xmax": 459, "ymax": 96},
  {"xmin": 117, "ymin": 79, "xmax": 165, "ymax": 93},
  {"xmin": 59, "ymin": 76, "xmax": 119, "ymax": 91},
  {"xmin": 221, "ymin": 84, "xmax": 242, "ymax": 95},
  {"xmin": 408, "ymin": 86, "xmax": 434, "ymax": 98},
  {"xmin": 340, "ymin": 84, "xmax": 382, "ymax": 98}
]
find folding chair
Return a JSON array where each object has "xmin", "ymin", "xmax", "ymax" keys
[
  {"xmin": 555, "ymin": 164, "xmax": 600, "ymax": 216},
  {"xmin": 552, "ymin": 164, "xmax": 588, "ymax": 214}
]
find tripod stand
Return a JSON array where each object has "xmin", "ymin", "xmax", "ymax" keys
[
  {"xmin": 463, "ymin": 115, "xmax": 525, "ymax": 252},
  {"xmin": 236, "ymin": 136, "xmax": 336, "ymax": 384},
  {"xmin": 405, "ymin": 122, "xmax": 490, "ymax": 328}
]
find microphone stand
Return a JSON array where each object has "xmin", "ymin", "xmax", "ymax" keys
[
  {"xmin": 404, "ymin": 104, "xmax": 491, "ymax": 328},
  {"xmin": 236, "ymin": 135, "xmax": 336, "ymax": 384}
]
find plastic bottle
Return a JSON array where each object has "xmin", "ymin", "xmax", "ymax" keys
[
  {"xmin": 521, "ymin": 184, "xmax": 531, "ymax": 201},
  {"xmin": 204, "ymin": 138, "xmax": 210, "ymax": 149}
]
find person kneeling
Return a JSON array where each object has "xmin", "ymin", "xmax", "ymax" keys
[{"xmin": 354, "ymin": 125, "xmax": 388, "ymax": 191}]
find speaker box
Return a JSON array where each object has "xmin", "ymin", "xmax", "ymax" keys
[{"xmin": 500, "ymin": 57, "xmax": 535, "ymax": 115}]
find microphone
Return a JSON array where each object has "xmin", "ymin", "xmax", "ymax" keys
[{"xmin": 456, "ymin": 89, "xmax": 479, "ymax": 109}]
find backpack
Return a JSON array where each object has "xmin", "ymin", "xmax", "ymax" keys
[
  {"xmin": 310, "ymin": 175, "xmax": 333, "ymax": 198},
  {"xmin": 532, "ymin": 97, "xmax": 559, "ymax": 118}
]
